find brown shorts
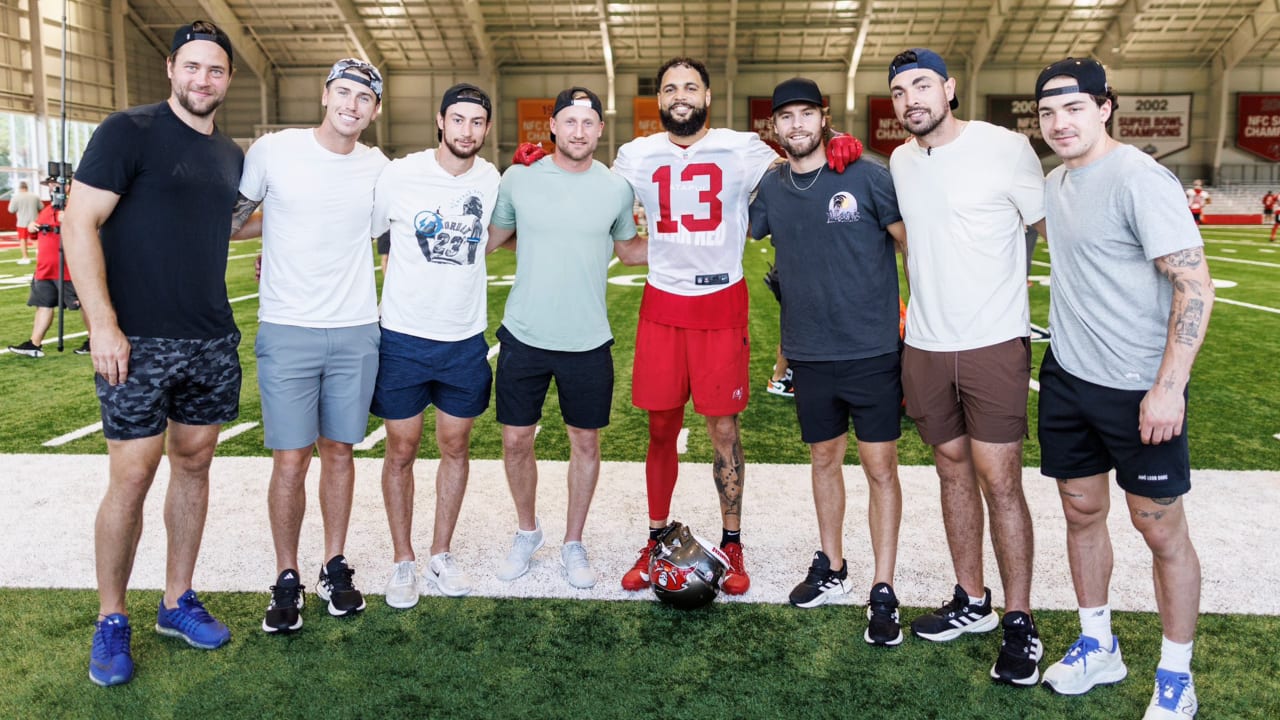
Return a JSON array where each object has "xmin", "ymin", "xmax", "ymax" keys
[{"xmin": 902, "ymin": 337, "xmax": 1030, "ymax": 445}]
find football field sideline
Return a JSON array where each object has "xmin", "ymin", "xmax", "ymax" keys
[{"xmin": 7, "ymin": 453, "xmax": 1277, "ymax": 616}]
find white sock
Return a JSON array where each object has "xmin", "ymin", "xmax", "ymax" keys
[
  {"xmin": 967, "ymin": 590, "xmax": 987, "ymax": 607},
  {"xmin": 1079, "ymin": 605, "xmax": 1113, "ymax": 646},
  {"xmin": 1159, "ymin": 636, "xmax": 1194, "ymax": 674}
]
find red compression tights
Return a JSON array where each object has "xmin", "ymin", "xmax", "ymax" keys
[{"xmin": 645, "ymin": 407, "xmax": 684, "ymax": 524}]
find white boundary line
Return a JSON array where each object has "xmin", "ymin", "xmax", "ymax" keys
[
  {"xmin": 1206, "ymin": 255, "xmax": 1280, "ymax": 268},
  {"xmin": 354, "ymin": 424, "xmax": 386, "ymax": 451},
  {"xmin": 676, "ymin": 427, "xmax": 689, "ymax": 454},
  {"xmin": 216, "ymin": 422, "xmax": 258, "ymax": 443},
  {"xmin": 42, "ymin": 422, "xmax": 103, "ymax": 447},
  {"xmin": 1217, "ymin": 297, "xmax": 1280, "ymax": 315}
]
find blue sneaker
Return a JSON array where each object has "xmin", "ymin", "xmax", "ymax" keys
[
  {"xmin": 1143, "ymin": 668, "xmax": 1198, "ymax": 719},
  {"xmin": 155, "ymin": 589, "xmax": 230, "ymax": 649},
  {"xmin": 89, "ymin": 613, "xmax": 134, "ymax": 686}
]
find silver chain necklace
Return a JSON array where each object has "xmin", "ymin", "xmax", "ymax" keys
[{"xmin": 788, "ymin": 163, "xmax": 823, "ymax": 191}]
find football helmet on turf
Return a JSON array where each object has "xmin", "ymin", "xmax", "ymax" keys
[{"xmin": 650, "ymin": 523, "xmax": 730, "ymax": 609}]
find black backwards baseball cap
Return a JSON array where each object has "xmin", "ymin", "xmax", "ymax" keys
[
  {"xmin": 1035, "ymin": 57, "xmax": 1109, "ymax": 101},
  {"xmin": 171, "ymin": 21, "xmax": 233, "ymax": 65},
  {"xmin": 438, "ymin": 83, "xmax": 492, "ymax": 140},
  {"xmin": 326, "ymin": 58, "xmax": 384, "ymax": 102},
  {"xmin": 549, "ymin": 87, "xmax": 603, "ymax": 142},
  {"xmin": 771, "ymin": 77, "xmax": 824, "ymax": 113},
  {"xmin": 888, "ymin": 48, "xmax": 958, "ymax": 110}
]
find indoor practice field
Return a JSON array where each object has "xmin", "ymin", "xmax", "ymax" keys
[{"xmin": 0, "ymin": 224, "xmax": 1277, "ymax": 718}]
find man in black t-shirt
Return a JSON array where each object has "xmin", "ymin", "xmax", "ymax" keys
[
  {"xmin": 748, "ymin": 78, "xmax": 908, "ymax": 646},
  {"xmin": 62, "ymin": 20, "xmax": 244, "ymax": 688}
]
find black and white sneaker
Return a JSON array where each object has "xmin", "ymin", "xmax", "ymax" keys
[
  {"xmin": 788, "ymin": 551, "xmax": 850, "ymax": 608},
  {"xmin": 317, "ymin": 555, "xmax": 366, "ymax": 617},
  {"xmin": 864, "ymin": 582, "xmax": 903, "ymax": 646},
  {"xmin": 910, "ymin": 584, "xmax": 1000, "ymax": 641},
  {"xmin": 75, "ymin": 340, "xmax": 90, "ymax": 355},
  {"xmin": 8, "ymin": 340, "xmax": 43, "ymax": 358},
  {"xmin": 990, "ymin": 611, "xmax": 1043, "ymax": 686},
  {"xmin": 262, "ymin": 569, "xmax": 304, "ymax": 634}
]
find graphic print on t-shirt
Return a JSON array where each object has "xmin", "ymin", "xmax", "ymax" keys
[
  {"xmin": 415, "ymin": 192, "xmax": 485, "ymax": 266},
  {"xmin": 827, "ymin": 192, "xmax": 861, "ymax": 223}
]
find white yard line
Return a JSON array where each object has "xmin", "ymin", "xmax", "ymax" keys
[
  {"xmin": 487, "ymin": 342, "xmax": 501, "ymax": 360},
  {"xmin": 216, "ymin": 422, "xmax": 259, "ymax": 443},
  {"xmin": 1217, "ymin": 297, "xmax": 1280, "ymax": 315},
  {"xmin": 353, "ymin": 424, "xmax": 386, "ymax": 451},
  {"xmin": 42, "ymin": 422, "xmax": 103, "ymax": 447},
  {"xmin": 1206, "ymin": 255, "xmax": 1280, "ymax": 269}
]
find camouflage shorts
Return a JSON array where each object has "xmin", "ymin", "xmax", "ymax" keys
[{"xmin": 96, "ymin": 332, "xmax": 242, "ymax": 441}]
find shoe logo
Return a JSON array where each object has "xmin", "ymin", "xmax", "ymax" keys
[{"xmin": 284, "ymin": 572, "xmax": 295, "ymax": 581}]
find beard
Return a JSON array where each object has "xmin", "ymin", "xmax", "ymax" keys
[
  {"xmin": 779, "ymin": 132, "xmax": 822, "ymax": 160},
  {"xmin": 901, "ymin": 106, "xmax": 945, "ymax": 138},
  {"xmin": 444, "ymin": 135, "xmax": 483, "ymax": 160},
  {"xmin": 173, "ymin": 83, "xmax": 225, "ymax": 118},
  {"xmin": 660, "ymin": 104, "xmax": 709, "ymax": 137}
]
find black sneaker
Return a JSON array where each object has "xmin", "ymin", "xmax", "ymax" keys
[
  {"xmin": 788, "ymin": 551, "xmax": 850, "ymax": 608},
  {"xmin": 75, "ymin": 340, "xmax": 90, "ymax": 355},
  {"xmin": 865, "ymin": 582, "xmax": 903, "ymax": 646},
  {"xmin": 262, "ymin": 569, "xmax": 305, "ymax": 634},
  {"xmin": 317, "ymin": 555, "xmax": 366, "ymax": 617},
  {"xmin": 990, "ymin": 611, "xmax": 1043, "ymax": 686},
  {"xmin": 8, "ymin": 340, "xmax": 43, "ymax": 358},
  {"xmin": 910, "ymin": 584, "xmax": 1000, "ymax": 641}
]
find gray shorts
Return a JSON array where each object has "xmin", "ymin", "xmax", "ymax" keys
[{"xmin": 255, "ymin": 321, "xmax": 380, "ymax": 449}]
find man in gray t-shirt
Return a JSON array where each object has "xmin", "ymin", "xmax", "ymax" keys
[
  {"xmin": 1035, "ymin": 58, "xmax": 1213, "ymax": 720},
  {"xmin": 748, "ymin": 78, "xmax": 908, "ymax": 645},
  {"xmin": 8, "ymin": 181, "xmax": 42, "ymax": 264}
]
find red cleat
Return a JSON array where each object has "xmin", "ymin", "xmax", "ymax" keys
[
  {"xmin": 621, "ymin": 540, "xmax": 657, "ymax": 591},
  {"xmin": 720, "ymin": 542, "xmax": 750, "ymax": 595}
]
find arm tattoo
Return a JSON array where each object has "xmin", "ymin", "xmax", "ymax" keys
[
  {"xmin": 713, "ymin": 438, "xmax": 745, "ymax": 520},
  {"xmin": 1152, "ymin": 496, "xmax": 1179, "ymax": 506},
  {"xmin": 229, "ymin": 193, "xmax": 262, "ymax": 235},
  {"xmin": 1134, "ymin": 508, "xmax": 1167, "ymax": 521},
  {"xmin": 1174, "ymin": 299, "xmax": 1204, "ymax": 347},
  {"xmin": 1161, "ymin": 247, "xmax": 1203, "ymax": 269}
]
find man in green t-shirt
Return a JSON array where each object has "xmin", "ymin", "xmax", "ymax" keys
[{"xmin": 486, "ymin": 86, "xmax": 647, "ymax": 589}]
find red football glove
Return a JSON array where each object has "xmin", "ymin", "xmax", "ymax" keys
[
  {"xmin": 826, "ymin": 133, "xmax": 864, "ymax": 173},
  {"xmin": 512, "ymin": 142, "xmax": 547, "ymax": 166}
]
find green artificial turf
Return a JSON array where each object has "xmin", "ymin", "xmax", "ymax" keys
[{"xmin": 1, "ymin": 588, "xmax": 1277, "ymax": 720}]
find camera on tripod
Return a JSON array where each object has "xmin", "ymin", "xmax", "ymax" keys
[{"xmin": 47, "ymin": 161, "xmax": 72, "ymax": 210}]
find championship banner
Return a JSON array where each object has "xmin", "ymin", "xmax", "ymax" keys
[
  {"xmin": 986, "ymin": 96, "xmax": 1052, "ymax": 158},
  {"xmin": 866, "ymin": 96, "xmax": 908, "ymax": 157},
  {"xmin": 1112, "ymin": 94, "xmax": 1191, "ymax": 159},
  {"xmin": 517, "ymin": 98, "xmax": 556, "ymax": 153},
  {"xmin": 633, "ymin": 97, "xmax": 661, "ymax": 138},
  {"xmin": 1235, "ymin": 93, "xmax": 1280, "ymax": 162}
]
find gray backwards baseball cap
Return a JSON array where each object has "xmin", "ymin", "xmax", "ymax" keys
[{"xmin": 888, "ymin": 48, "xmax": 959, "ymax": 110}]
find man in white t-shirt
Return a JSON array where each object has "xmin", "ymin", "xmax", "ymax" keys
[
  {"xmin": 371, "ymin": 83, "xmax": 501, "ymax": 609},
  {"xmin": 231, "ymin": 58, "xmax": 388, "ymax": 633},
  {"xmin": 508, "ymin": 62, "xmax": 861, "ymax": 597},
  {"xmin": 887, "ymin": 48, "xmax": 1046, "ymax": 686}
]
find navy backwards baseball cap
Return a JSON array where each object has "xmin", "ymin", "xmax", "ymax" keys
[
  {"xmin": 888, "ymin": 48, "xmax": 958, "ymax": 110},
  {"xmin": 771, "ymin": 77, "xmax": 824, "ymax": 113},
  {"xmin": 171, "ymin": 21, "xmax": 233, "ymax": 65},
  {"xmin": 550, "ymin": 87, "xmax": 603, "ymax": 142},
  {"xmin": 1036, "ymin": 57, "xmax": 1109, "ymax": 101},
  {"xmin": 326, "ymin": 58, "xmax": 383, "ymax": 102}
]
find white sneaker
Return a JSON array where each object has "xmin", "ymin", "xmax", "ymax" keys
[
  {"xmin": 425, "ymin": 552, "xmax": 472, "ymax": 597},
  {"xmin": 1143, "ymin": 668, "xmax": 1197, "ymax": 720},
  {"xmin": 1042, "ymin": 634, "xmax": 1128, "ymax": 695},
  {"xmin": 560, "ymin": 541, "xmax": 597, "ymax": 589},
  {"xmin": 16, "ymin": 258, "xmax": 31, "ymax": 265},
  {"xmin": 383, "ymin": 560, "xmax": 419, "ymax": 609},
  {"xmin": 496, "ymin": 518, "xmax": 544, "ymax": 581}
]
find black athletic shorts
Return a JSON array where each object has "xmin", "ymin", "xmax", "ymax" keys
[
  {"xmin": 95, "ymin": 332, "xmax": 242, "ymax": 441},
  {"xmin": 790, "ymin": 351, "xmax": 903, "ymax": 445},
  {"xmin": 28, "ymin": 279, "xmax": 80, "ymax": 310},
  {"xmin": 1037, "ymin": 346, "xmax": 1190, "ymax": 498},
  {"xmin": 495, "ymin": 325, "xmax": 614, "ymax": 429}
]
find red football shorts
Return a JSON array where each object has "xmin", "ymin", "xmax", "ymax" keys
[{"xmin": 632, "ymin": 320, "xmax": 750, "ymax": 417}]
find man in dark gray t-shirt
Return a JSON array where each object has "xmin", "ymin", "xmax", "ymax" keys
[{"xmin": 748, "ymin": 77, "xmax": 908, "ymax": 646}]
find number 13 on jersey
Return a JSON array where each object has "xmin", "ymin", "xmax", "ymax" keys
[{"xmin": 651, "ymin": 163, "xmax": 724, "ymax": 234}]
